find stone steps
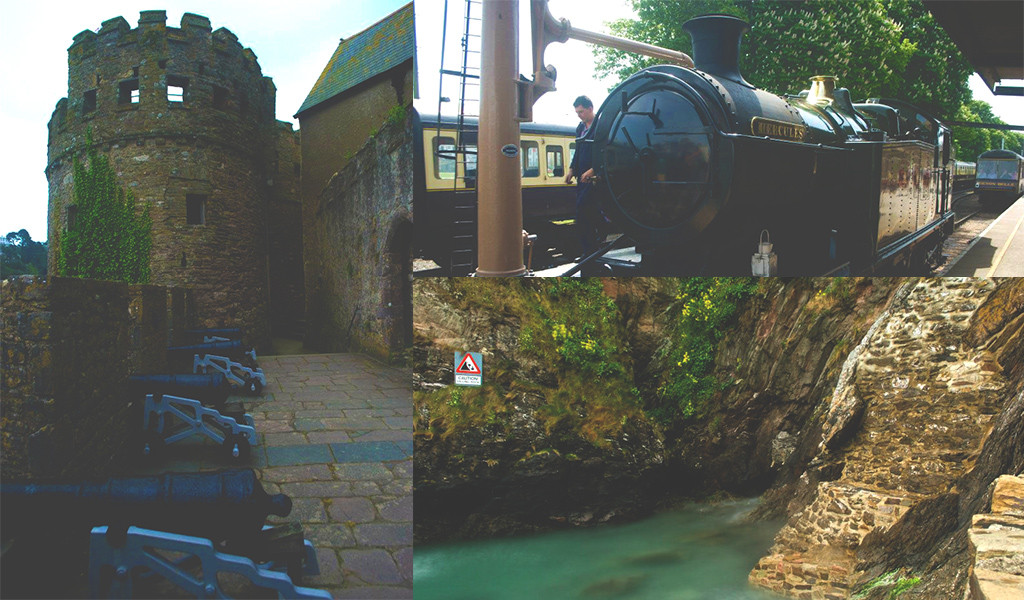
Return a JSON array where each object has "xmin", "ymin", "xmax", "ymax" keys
[
  {"xmin": 751, "ymin": 279, "xmax": 1010, "ymax": 598},
  {"xmin": 967, "ymin": 475, "xmax": 1024, "ymax": 600},
  {"xmin": 750, "ymin": 482, "xmax": 921, "ymax": 598}
]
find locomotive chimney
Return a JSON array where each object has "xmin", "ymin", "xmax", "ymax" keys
[{"xmin": 682, "ymin": 14, "xmax": 751, "ymax": 86}]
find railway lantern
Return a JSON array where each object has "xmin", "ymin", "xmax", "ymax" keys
[{"xmin": 752, "ymin": 230, "xmax": 778, "ymax": 276}]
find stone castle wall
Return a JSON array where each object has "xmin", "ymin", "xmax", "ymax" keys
[
  {"xmin": 46, "ymin": 11, "xmax": 301, "ymax": 348},
  {"xmin": 1, "ymin": 276, "xmax": 193, "ymax": 481},
  {"xmin": 267, "ymin": 122, "xmax": 304, "ymax": 335},
  {"xmin": 304, "ymin": 114, "xmax": 413, "ymax": 361}
]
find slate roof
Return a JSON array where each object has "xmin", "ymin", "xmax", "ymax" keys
[{"xmin": 295, "ymin": 3, "xmax": 414, "ymax": 117}]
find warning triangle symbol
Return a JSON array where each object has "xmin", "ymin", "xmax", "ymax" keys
[{"xmin": 456, "ymin": 354, "xmax": 480, "ymax": 374}]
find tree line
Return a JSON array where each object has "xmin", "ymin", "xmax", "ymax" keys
[
  {"xmin": 1, "ymin": 230, "xmax": 47, "ymax": 278},
  {"xmin": 593, "ymin": 0, "xmax": 1022, "ymax": 161}
]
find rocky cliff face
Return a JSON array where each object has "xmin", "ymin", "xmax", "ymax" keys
[
  {"xmin": 749, "ymin": 278, "xmax": 1024, "ymax": 599},
  {"xmin": 414, "ymin": 278, "xmax": 905, "ymax": 542},
  {"xmin": 413, "ymin": 279, "xmax": 670, "ymax": 542},
  {"xmin": 414, "ymin": 278, "xmax": 1023, "ymax": 597}
]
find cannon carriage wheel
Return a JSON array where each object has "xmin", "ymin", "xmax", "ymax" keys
[
  {"xmin": 222, "ymin": 433, "xmax": 252, "ymax": 462},
  {"xmin": 245, "ymin": 376, "xmax": 263, "ymax": 395},
  {"xmin": 141, "ymin": 428, "xmax": 165, "ymax": 461}
]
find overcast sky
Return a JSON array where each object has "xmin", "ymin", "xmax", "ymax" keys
[{"xmin": 0, "ymin": 0, "xmax": 408, "ymax": 241}]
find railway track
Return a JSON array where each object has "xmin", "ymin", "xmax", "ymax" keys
[{"xmin": 932, "ymin": 190, "xmax": 1001, "ymax": 274}]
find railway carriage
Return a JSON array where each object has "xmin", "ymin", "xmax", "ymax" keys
[
  {"xmin": 952, "ymin": 161, "xmax": 977, "ymax": 193},
  {"xmin": 414, "ymin": 112, "xmax": 580, "ymax": 272},
  {"xmin": 975, "ymin": 149, "xmax": 1024, "ymax": 204}
]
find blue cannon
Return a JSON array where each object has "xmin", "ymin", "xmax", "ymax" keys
[
  {"xmin": 168, "ymin": 340, "xmax": 257, "ymax": 363},
  {"xmin": 141, "ymin": 393, "xmax": 256, "ymax": 461},
  {"xmin": 0, "ymin": 470, "xmax": 329, "ymax": 599},
  {"xmin": 167, "ymin": 341, "xmax": 266, "ymax": 394},
  {"xmin": 183, "ymin": 327, "xmax": 244, "ymax": 343},
  {"xmin": 128, "ymin": 373, "xmax": 231, "ymax": 408}
]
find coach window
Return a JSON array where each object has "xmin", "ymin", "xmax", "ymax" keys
[
  {"xmin": 465, "ymin": 145, "xmax": 478, "ymax": 179},
  {"xmin": 569, "ymin": 142, "xmax": 576, "ymax": 167},
  {"xmin": 521, "ymin": 141, "xmax": 540, "ymax": 178},
  {"xmin": 434, "ymin": 136, "xmax": 456, "ymax": 179},
  {"xmin": 546, "ymin": 145, "xmax": 564, "ymax": 178},
  {"xmin": 186, "ymin": 194, "xmax": 206, "ymax": 225}
]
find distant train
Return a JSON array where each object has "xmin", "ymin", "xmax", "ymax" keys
[
  {"xmin": 584, "ymin": 14, "xmax": 958, "ymax": 275},
  {"xmin": 952, "ymin": 161, "xmax": 976, "ymax": 193},
  {"xmin": 413, "ymin": 112, "xmax": 580, "ymax": 272},
  {"xmin": 976, "ymin": 149, "xmax": 1024, "ymax": 204}
]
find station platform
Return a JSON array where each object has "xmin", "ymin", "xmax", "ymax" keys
[{"xmin": 944, "ymin": 195, "xmax": 1024, "ymax": 277}]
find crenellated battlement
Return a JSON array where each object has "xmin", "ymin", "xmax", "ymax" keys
[
  {"xmin": 52, "ymin": 10, "xmax": 276, "ymax": 152},
  {"xmin": 66, "ymin": 12, "xmax": 257, "ymax": 81}
]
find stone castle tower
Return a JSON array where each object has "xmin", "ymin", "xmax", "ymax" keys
[{"xmin": 46, "ymin": 11, "xmax": 303, "ymax": 347}]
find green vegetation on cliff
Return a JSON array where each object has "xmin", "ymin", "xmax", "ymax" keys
[
  {"xmin": 418, "ymin": 279, "xmax": 764, "ymax": 446},
  {"xmin": 418, "ymin": 279, "xmax": 643, "ymax": 446},
  {"xmin": 651, "ymin": 278, "xmax": 760, "ymax": 422}
]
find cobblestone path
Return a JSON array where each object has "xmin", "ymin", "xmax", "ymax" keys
[{"xmin": 251, "ymin": 353, "xmax": 412, "ymax": 599}]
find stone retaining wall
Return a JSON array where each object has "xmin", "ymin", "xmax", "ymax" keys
[
  {"xmin": 750, "ymin": 278, "xmax": 1014, "ymax": 597},
  {"xmin": 1, "ymin": 276, "xmax": 192, "ymax": 481},
  {"xmin": 967, "ymin": 475, "xmax": 1024, "ymax": 600},
  {"xmin": 303, "ymin": 114, "xmax": 413, "ymax": 362}
]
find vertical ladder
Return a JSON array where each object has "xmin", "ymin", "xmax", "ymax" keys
[{"xmin": 436, "ymin": 0, "xmax": 482, "ymax": 275}]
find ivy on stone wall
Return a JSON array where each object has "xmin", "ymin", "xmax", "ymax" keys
[{"xmin": 56, "ymin": 132, "xmax": 152, "ymax": 283}]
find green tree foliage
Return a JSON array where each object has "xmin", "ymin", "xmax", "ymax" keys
[
  {"xmin": 0, "ymin": 229, "xmax": 48, "ymax": 277},
  {"xmin": 56, "ymin": 134, "xmax": 152, "ymax": 283},
  {"xmin": 651, "ymin": 278, "xmax": 759, "ymax": 423},
  {"xmin": 595, "ymin": 0, "xmax": 972, "ymax": 119},
  {"xmin": 952, "ymin": 100, "xmax": 1024, "ymax": 161}
]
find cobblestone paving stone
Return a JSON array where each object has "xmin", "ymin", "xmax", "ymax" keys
[{"xmin": 251, "ymin": 354, "xmax": 412, "ymax": 599}]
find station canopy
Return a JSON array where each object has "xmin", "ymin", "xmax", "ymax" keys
[{"xmin": 923, "ymin": 0, "xmax": 1024, "ymax": 95}]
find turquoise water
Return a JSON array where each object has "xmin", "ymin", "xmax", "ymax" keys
[{"xmin": 414, "ymin": 498, "xmax": 785, "ymax": 600}]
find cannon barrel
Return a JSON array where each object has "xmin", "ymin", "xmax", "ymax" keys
[
  {"xmin": 167, "ymin": 339, "xmax": 256, "ymax": 368},
  {"xmin": 128, "ymin": 373, "xmax": 230, "ymax": 406},
  {"xmin": 183, "ymin": 327, "xmax": 244, "ymax": 342},
  {"xmin": 1, "ymin": 469, "xmax": 290, "ymax": 544},
  {"xmin": 168, "ymin": 340, "xmax": 244, "ymax": 355}
]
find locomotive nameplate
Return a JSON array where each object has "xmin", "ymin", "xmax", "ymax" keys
[{"xmin": 750, "ymin": 117, "xmax": 807, "ymax": 142}]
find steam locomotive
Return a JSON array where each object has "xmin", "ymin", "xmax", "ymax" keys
[{"xmin": 587, "ymin": 14, "xmax": 957, "ymax": 275}]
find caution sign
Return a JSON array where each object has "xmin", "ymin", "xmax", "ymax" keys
[{"xmin": 454, "ymin": 352, "xmax": 483, "ymax": 386}]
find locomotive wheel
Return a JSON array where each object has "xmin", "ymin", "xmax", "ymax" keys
[
  {"xmin": 141, "ymin": 429, "xmax": 165, "ymax": 461},
  {"xmin": 222, "ymin": 433, "xmax": 251, "ymax": 462}
]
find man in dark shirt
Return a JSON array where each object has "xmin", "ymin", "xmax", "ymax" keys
[{"xmin": 565, "ymin": 95, "xmax": 601, "ymax": 257}]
